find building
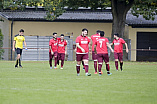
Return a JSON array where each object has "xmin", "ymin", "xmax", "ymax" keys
[{"xmin": 0, "ymin": 9, "xmax": 157, "ymax": 61}]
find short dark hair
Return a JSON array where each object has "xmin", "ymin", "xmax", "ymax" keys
[
  {"xmin": 114, "ymin": 33, "xmax": 119, "ymax": 37},
  {"xmin": 53, "ymin": 32, "xmax": 57, "ymax": 35},
  {"xmin": 100, "ymin": 31, "xmax": 105, "ymax": 37},
  {"xmin": 19, "ymin": 29, "xmax": 24, "ymax": 32},
  {"xmin": 60, "ymin": 34, "xmax": 64, "ymax": 36},
  {"xmin": 96, "ymin": 30, "xmax": 101, "ymax": 33},
  {"xmin": 82, "ymin": 28, "xmax": 88, "ymax": 33}
]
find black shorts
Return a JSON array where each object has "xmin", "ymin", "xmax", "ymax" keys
[{"xmin": 15, "ymin": 48, "xmax": 23, "ymax": 55}]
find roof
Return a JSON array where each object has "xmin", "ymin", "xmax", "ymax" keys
[{"xmin": 0, "ymin": 10, "xmax": 157, "ymax": 26}]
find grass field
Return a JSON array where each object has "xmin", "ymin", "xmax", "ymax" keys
[{"xmin": 0, "ymin": 61, "xmax": 157, "ymax": 104}]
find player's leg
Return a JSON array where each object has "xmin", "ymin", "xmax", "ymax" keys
[
  {"xmin": 18, "ymin": 49, "xmax": 23, "ymax": 68},
  {"xmin": 49, "ymin": 51, "xmax": 53, "ymax": 69},
  {"xmin": 57, "ymin": 58, "xmax": 59, "ymax": 66},
  {"xmin": 82, "ymin": 61, "xmax": 85, "ymax": 70},
  {"xmin": 92, "ymin": 51, "xmax": 98, "ymax": 74},
  {"xmin": 119, "ymin": 53, "xmax": 123, "ymax": 71},
  {"xmin": 57, "ymin": 53, "xmax": 61, "ymax": 68},
  {"xmin": 83, "ymin": 54, "xmax": 91, "ymax": 76},
  {"xmin": 104, "ymin": 54, "xmax": 112, "ymax": 75},
  {"xmin": 15, "ymin": 54, "xmax": 21, "ymax": 68},
  {"xmin": 114, "ymin": 52, "xmax": 119, "ymax": 71},
  {"xmin": 15, "ymin": 48, "xmax": 20, "ymax": 68},
  {"xmin": 54, "ymin": 52, "xmax": 58, "ymax": 69},
  {"xmin": 97, "ymin": 54, "xmax": 103, "ymax": 76},
  {"xmin": 76, "ymin": 54, "xmax": 82, "ymax": 76},
  {"xmin": 60, "ymin": 53, "xmax": 65, "ymax": 69}
]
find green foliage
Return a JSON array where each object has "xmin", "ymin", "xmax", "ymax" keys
[
  {"xmin": 1, "ymin": 0, "xmax": 156, "ymax": 21},
  {"xmin": 0, "ymin": 29, "xmax": 4, "ymax": 59},
  {"xmin": 64, "ymin": 0, "xmax": 156, "ymax": 20},
  {"xmin": 2, "ymin": 0, "xmax": 65, "ymax": 20},
  {"xmin": 43, "ymin": 0, "xmax": 65, "ymax": 20},
  {"xmin": 0, "ymin": 61, "xmax": 157, "ymax": 104},
  {"xmin": 131, "ymin": 0, "xmax": 157, "ymax": 20},
  {"xmin": 63, "ymin": 0, "xmax": 111, "ymax": 10}
]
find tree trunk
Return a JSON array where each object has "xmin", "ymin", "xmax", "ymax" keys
[
  {"xmin": 112, "ymin": 13, "xmax": 126, "ymax": 39},
  {"xmin": 111, "ymin": 0, "xmax": 134, "ymax": 40}
]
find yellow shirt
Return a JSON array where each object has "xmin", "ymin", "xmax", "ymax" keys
[{"xmin": 14, "ymin": 34, "xmax": 25, "ymax": 49}]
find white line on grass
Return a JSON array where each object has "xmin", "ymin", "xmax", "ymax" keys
[{"xmin": 0, "ymin": 87, "xmax": 137, "ymax": 94}]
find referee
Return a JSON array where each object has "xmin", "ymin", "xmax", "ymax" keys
[{"xmin": 13, "ymin": 29, "xmax": 27, "ymax": 68}]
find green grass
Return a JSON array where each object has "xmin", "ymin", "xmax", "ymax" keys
[{"xmin": 0, "ymin": 61, "xmax": 157, "ymax": 104}]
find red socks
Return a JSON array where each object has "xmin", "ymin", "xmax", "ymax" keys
[
  {"xmin": 94, "ymin": 61, "xmax": 97, "ymax": 72},
  {"xmin": 115, "ymin": 61, "xmax": 118, "ymax": 70},
  {"xmin": 76, "ymin": 65, "xmax": 80, "ymax": 74},
  {"xmin": 84, "ymin": 64, "xmax": 89, "ymax": 73},
  {"xmin": 98, "ymin": 64, "xmax": 102, "ymax": 74}
]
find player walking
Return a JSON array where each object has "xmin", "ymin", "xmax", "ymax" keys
[
  {"xmin": 75, "ymin": 28, "xmax": 91, "ymax": 76},
  {"xmin": 49, "ymin": 32, "xmax": 58, "ymax": 69},
  {"xmin": 57, "ymin": 34, "xmax": 67, "ymax": 69},
  {"xmin": 13, "ymin": 29, "xmax": 27, "ymax": 68},
  {"xmin": 94, "ymin": 31, "xmax": 114, "ymax": 76},
  {"xmin": 91, "ymin": 30, "xmax": 101, "ymax": 74},
  {"xmin": 110, "ymin": 33, "xmax": 129, "ymax": 71}
]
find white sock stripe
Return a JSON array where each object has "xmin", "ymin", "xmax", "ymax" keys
[
  {"xmin": 76, "ymin": 64, "xmax": 80, "ymax": 66},
  {"xmin": 98, "ymin": 63, "xmax": 102, "ymax": 64},
  {"xmin": 84, "ymin": 64, "xmax": 88, "ymax": 65},
  {"xmin": 94, "ymin": 60, "xmax": 97, "ymax": 61}
]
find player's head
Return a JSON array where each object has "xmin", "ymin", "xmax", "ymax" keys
[
  {"xmin": 53, "ymin": 32, "xmax": 57, "ymax": 39},
  {"xmin": 96, "ymin": 30, "xmax": 101, "ymax": 35},
  {"xmin": 114, "ymin": 33, "xmax": 119, "ymax": 39},
  {"xmin": 19, "ymin": 29, "xmax": 24, "ymax": 35},
  {"xmin": 82, "ymin": 28, "xmax": 88, "ymax": 37},
  {"xmin": 100, "ymin": 31, "xmax": 105, "ymax": 37},
  {"xmin": 60, "ymin": 34, "xmax": 64, "ymax": 40}
]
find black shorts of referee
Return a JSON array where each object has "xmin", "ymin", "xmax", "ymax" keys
[{"xmin": 15, "ymin": 48, "xmax": 23, "ymax": 55}]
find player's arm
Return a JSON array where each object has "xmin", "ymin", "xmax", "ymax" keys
[
  {"xmin": 76, "ymin": 43, "xmax": 85, "ymax": 53},
  {"xmin": 124, "ymin": 43, "xmax": 129, "ymax": 53},
  {"xmin": 94, "ymin": 44, "xmax": 97, "ymax": 54},
  {"xmin": 110, "ymin": 43, "xmax": 113, "ymax": 46},
  {"xmin": 49, "ymin": 46, "xmax": 54, "ymax": 55},
  {"xmin": 89, "ymin": 36, "xmax": 92, "ymax": 52},
  {"xmin": 65, "ymin": 40, "xmax": 68, "ymax": 54},
  {"xmin": 74, "ymin": 45, "xmax": 77, "ymax": 52},
  {"xmin": 24, "ymin": 41, "xmax": 27, "ymax": 50},
  {"xmin": 107, "ymin": 42, "xmax": 114, "ymax": 53},
  {"xmin": 12, "ymin": 40, "xmax": 16, "ymax": 52},
  {"xmin": 88, "ymin": 40, "xmax": 92, "ymax": 53}
]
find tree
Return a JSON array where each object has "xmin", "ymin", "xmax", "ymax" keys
[
  {"xmin": 64, "ymin": 0, "xmax": 157, "ymax": 39},
  {"xmin": 0, "ymin": 29, "xmax": 4, "ymax": 59},
  {"xmin": 2, "ymin": 0, "xmax": 157, "ymax": 38},
  {"xmin": 2, "ymin": 0, "xmax": 65, "ymax": 20}
]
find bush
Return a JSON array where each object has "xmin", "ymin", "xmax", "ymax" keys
[{"xmin": 0, "ymin": 29, "xmax": 4, "ymax": 59}]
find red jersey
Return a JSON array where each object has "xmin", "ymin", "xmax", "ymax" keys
[
  {"xmin": 76, "ymin": 35, "xmax": 90, "ymax": 54},
  {"xmin": 112, "ymin": 38, "xmax": 125, "ymax": 53},
  {"xmin": 95, "ymin": 37, "xmax": 109, "ymax": 54},
  {"xmin": 91, "ymin": 34, "xmax": 100, "ymax": 51},
  {"xmin": 58, "ymin": 39, "xmax": 67, "ymax": 53},
  {"xmin": 49, "ymin": 38, "xmax": 58, "ymax": 52}
]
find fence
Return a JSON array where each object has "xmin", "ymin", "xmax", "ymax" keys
[
  {"xmin": 0, "ymin": 37, "xmax": 157, "ymax": 61},
  {"xmin": 21, "ymin": 36, "xmax": 73, "ymax": 61}
]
